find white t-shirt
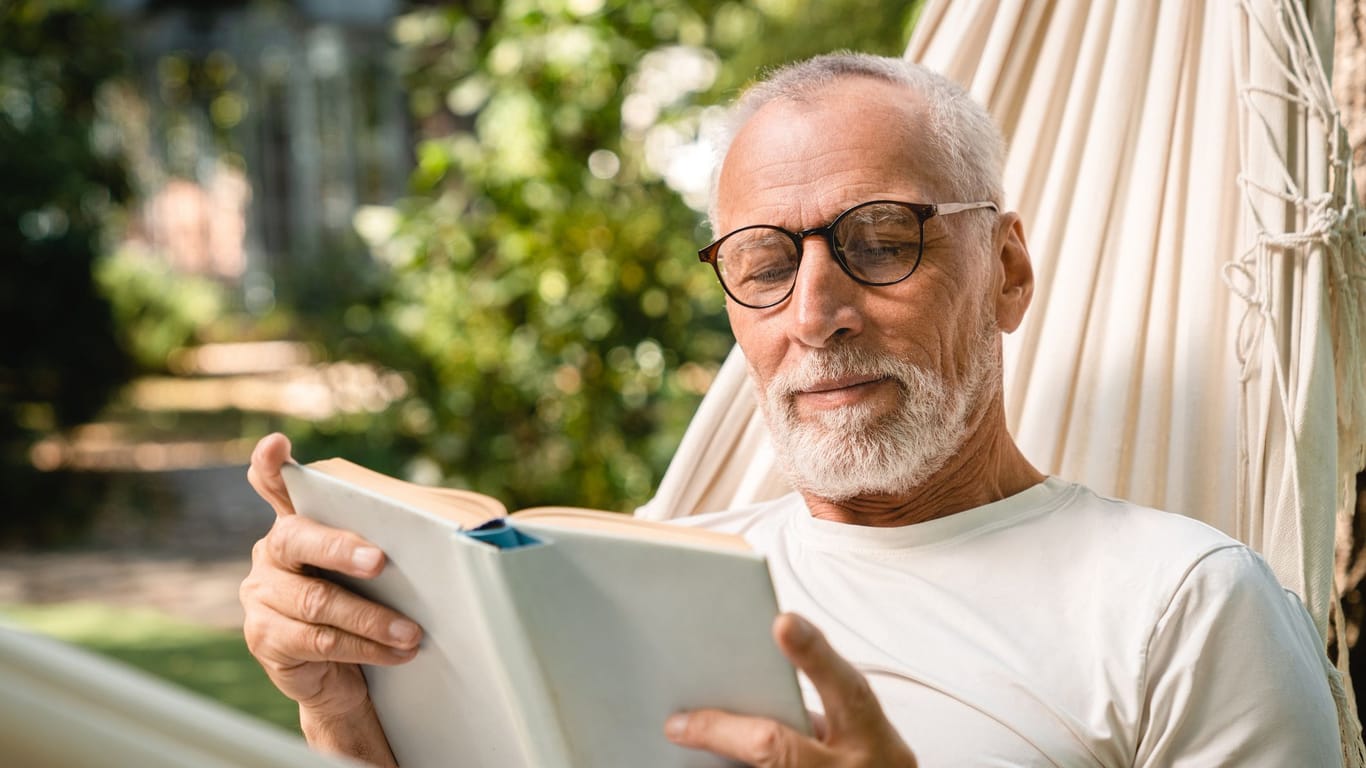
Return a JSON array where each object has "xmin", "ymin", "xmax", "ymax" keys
[{"xmin": 680, "ymin": 477, "xmax": 1340, "ymax": 767}]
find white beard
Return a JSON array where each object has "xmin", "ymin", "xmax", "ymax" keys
[{"xmin": 753, "ymin": 325, "xmax": 1000, "ymax": 502}]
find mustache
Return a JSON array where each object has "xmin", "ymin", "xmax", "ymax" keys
[{"xmin": 765, "ymin": 346, "xmax": 916, "ymax": 399}]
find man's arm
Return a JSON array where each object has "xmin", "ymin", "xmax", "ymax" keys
[
  {"xmin": 1134, "ymin": 546, "xmax": 1340, "ymax": 766},
  {"xmin": 240, "ymin": 433, "xmax": 424, "ymax": 766},
  {"xmin": 665, "ymin": 613, "xmax": 918, "ymax": 768}
]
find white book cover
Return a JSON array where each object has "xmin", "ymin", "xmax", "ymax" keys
[{"xmin": 283, "ymin": 461, "xmax": 808, "ymax": 768}]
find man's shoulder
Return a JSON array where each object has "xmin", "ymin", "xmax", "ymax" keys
[
  {"xmin": 1046, "ymin": 478, "xmax": 1243, "ymax": 554},
  {"xmin": 1041, "ymin": 479, "xmax": 1282, "ymax": 599}
]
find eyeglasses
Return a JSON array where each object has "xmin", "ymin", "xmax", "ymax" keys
[{"xmin": 698, "ymin": 199, "xmax": 998, "ymax": 309}]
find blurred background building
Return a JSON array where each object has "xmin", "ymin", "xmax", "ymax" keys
[{"xmin": 108, "ymin": 0, "xmax": 409, "ymax": 303}]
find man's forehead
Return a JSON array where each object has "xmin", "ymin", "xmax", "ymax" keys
[{"xmin": 715, "ymin": 79, "xmax": 939, "ymax": 228}]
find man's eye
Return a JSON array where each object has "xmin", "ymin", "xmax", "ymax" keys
[
  {"xmin": 846, "ymin": 242, "xmax": 916, "ymax": 266},
  {"xmin": 729, "ymin": 251, "xmax": 796, "ymax": 286},
  {"xmin": 722, "ymin": 237, "xmax": 796, "ymax": 287},
  {"xmin": 746, "ymin": 262, "xmax": 797, "ymax": 286}
]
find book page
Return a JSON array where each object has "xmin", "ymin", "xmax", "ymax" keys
[
  {"xmin": 306, "ymin": 458, "xmax": 506, "ymax": 528},
  {"xmin": 510, "ymin": 507, "xmax": 751, "ymax": 552},
  {"xmin": 305, "ymin": 459, "xmax": 750, "ymax": 554}
]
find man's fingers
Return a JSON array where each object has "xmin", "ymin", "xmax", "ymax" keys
[
  {"xmin": 774, "ymin": 612, "xmax": 884, "ymax": 738},
  {"xmin": 246, "ymin": 613, "xmax": 416, "ymax": 705},
  {"xmin": 265, "ymin": 514, "xmax": 387, "ymax": 579},
  {"xmin": 664, "ymin": 621, "xmax": 917, "ymax": 768},
  {"xmin": 258, "ymin": 570, "xmax": 422, "ymax": 651},
  {"xmin": 272, "ymin": 615, "xmax": 418, "ymax": 666},
  {"xmin": 665, "ymin": 709, "xmax": 825, "ymax": 768},
  {"xmin": 248, "ymin": 432, "xmax": 297, "ymax": 517}
]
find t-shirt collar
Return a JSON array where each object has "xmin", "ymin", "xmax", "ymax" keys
[{"xmin": 790, "ymin": 476, "xmax": 1072, "ymax": 552}]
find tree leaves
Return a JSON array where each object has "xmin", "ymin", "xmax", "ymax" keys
[{"xmin": 366, "ymin": 0, "xmax": 920, "ymax": 511}]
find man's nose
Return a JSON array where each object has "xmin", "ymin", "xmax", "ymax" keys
[{"xmin": 786, "ymin": 235, "xmax": 863, "ymax": 348}]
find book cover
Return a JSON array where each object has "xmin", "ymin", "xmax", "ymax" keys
[{"xmin": 282, "ymin": 459, "xmax": 808, "ymax": 768}]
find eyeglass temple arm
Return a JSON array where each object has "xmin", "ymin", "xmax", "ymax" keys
[{"xmin": 935, "ymin": 201, "xmax": 999, "ymax": 216}]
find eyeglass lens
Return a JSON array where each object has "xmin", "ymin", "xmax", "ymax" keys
[{"xmin": 714, "ymin": 201, "xmax": 924, "ymax": 307}]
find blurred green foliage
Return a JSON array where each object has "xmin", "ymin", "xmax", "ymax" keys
[
  {"xmin": 0, "ymin": 0, "xmax": 923, "ymax": 528},
  {"xmin": 334, "ymin": 0, "xmax": 922, "ymax": 511},
  {"xmin": 95, "ymin": 248, "xmax": 230, "ymax": 371},
  {"xmin": 0, "ymin": 0, "xmax": 134, "ymax": 530}
]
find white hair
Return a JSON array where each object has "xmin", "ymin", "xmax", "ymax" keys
[
  {"xmin": 753, "ymin": 307, "xmax": 1002, "ymax": 501},
  {"xmin": 709, "ymin": 52, "xmax": 1006, "ymax": 233}
]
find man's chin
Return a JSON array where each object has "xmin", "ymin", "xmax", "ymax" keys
[
  {"xmin": 788, "ymin": 400, "xmax": 883, "ymax": 432},
  {"xmin": 781, "ymin": 458, "xmax": 913, "ymax": 503},
  {"xmin": 770, "ymin": 409, "xmax": 960, "ymax": 502},
  {"xmin": 778, "ymin": 442, "xmax": 948, "ymax": 503}
]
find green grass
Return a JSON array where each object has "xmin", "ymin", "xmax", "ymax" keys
[{"xmin": 1, "ymin": 602, "xmax": 300, "ymax": 732}]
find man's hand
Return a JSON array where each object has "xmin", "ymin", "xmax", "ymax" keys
[
  {"xmin": 665, "ymin": 613, "xmax": 917, "ymax": 768},
  {"xmin": 240, "ymin": 433, "xmax": 421, "ymax": 766}
]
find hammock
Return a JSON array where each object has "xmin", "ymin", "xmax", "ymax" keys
[
  {"xmin": 0, "ymin": 624, "xmax": 351, "ymax": 767},
  {"xmin": 638, "ymin": 0, "xmax": 1366, "ymax": 760}
]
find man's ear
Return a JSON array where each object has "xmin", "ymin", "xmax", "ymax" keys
[{"xmin": 993, "ymin": 212, "xmax": 1034, "ymax": 333}]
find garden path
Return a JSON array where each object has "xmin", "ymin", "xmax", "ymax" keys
[{"xmin": 0, "ymin": 465, "xmax": 270, "ymax": 629}]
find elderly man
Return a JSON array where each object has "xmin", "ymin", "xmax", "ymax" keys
[{"xmin": 242, "ymin": 53, "xmax": 1340, "ymax": 766}]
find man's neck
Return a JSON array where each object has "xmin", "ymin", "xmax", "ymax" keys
[{"xmin": 799, "ymin": 403, "xmax": 1045, "ymax": 527}]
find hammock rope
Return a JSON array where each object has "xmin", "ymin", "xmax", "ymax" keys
[{"xmin": 1231, "ymin": 0, "xmax": 1366, "ymax": 764}]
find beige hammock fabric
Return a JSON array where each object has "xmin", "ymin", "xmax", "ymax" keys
[
  {"xmin": 642, "ymin": 0, "xmax": 1364, "ymax": 635},
  {"xmin": 0, "ymin": 625, "xmax": 356, "ymax": 767},
  {"xmin": 638, "ymin": 0, "xmax": 1366, "ymax": 755}
]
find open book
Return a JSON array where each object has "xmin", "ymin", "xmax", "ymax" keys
[{"xmin": 281, "ymin": 459, "xmax": 808, "ymax": 768}]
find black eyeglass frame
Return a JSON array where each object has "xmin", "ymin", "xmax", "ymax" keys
[{"xmin": 698, "ymin": 199, "xmax": 999, "ymax": 309}]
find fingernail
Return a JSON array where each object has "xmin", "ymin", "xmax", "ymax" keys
[
  {"xmin": 788, "ymin": 614, "xmax": 812, "ymax": 643},
  {"xmin": 664, "ymin": 713, "xmax": 688, "ymax": 740},
  {"xmin": 389, "ymin": 619, "xmax": 420, "ymax": 646},
  {"xmin": 352, "ymin": 547, "xmax": 382, "ymax": 572},
  {"xmin": 389, "ymin": 644, "xmax": 418, "ymax": 660}
]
